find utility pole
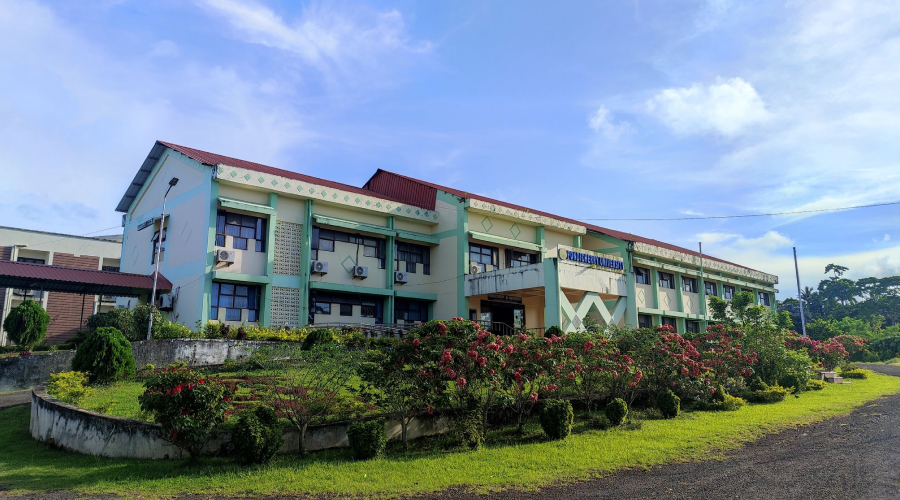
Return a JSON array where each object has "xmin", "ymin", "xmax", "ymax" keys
[
  {"xmin": 793, "ymin": 246, "xmax": 807, "ymax": 337},
  {"xmin": 148, "ymin": 177, "xmax": 179, "ymax": 340}
]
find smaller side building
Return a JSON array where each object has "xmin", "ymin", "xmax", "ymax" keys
[{"xmin": 0, "ymin": 226, "xmax": 123, "ymax": 345}]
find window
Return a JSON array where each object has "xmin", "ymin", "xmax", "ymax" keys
[
  {"xmin": 505, "ymin": 249, "xmax": 538, "ymax": 268},
  {"xmin": 658, "ymin": 272, "xmax": 675, "ymax": 289},
  {"xmin": 682, "ymin": 277, "xmax": 698, "ymax": 293},
  {"xmin": 313, "ymin": 227, "xmax": 386, "ymax": 268},
  {"xmin": 469, "ymin": 309, "xmax": 478, "ymax": 321},
  {"xmin": 151, "ymin": 227, "xmax": 167, "ymax": 264},
  {"xmin": 395, "ymin": 299, "xmax": 428, "ymax": 323},
  {"xmin": 102, "ymin": 265, "xmax": 120, "ymax": 272},
  {"xmin": 396, "ymin": 241, "xmax": 430, "ymax": 275},
  {"xmin": 211, "ymin": 283, "xmax": 260, "ymax": 322},
  {"xmin": 685, "ymin": 321, "xmax": 701, "ymax": 334},
  {"xmin": 638, "ymin": 314, "xmax": 653, "ymax": 328},
  {"xmin": 635, "ymin": 267, "xmax": 651, "ymax": 285},
  {"xmin": 724, "ymin": 285, "xmax": 735, "ymax": 300},
  {"xmin": 13, "ymin": 259, "xmax": 45, "ymax": 299},
  {"xmin": 309, "ymin": 291, "xmax": 380, "ymax": 322},
  {"xmin": 759, "ymin": 292, "xmax": 771, "ymax": 306},
  {"xmin": 705, "ymin": 281, "xmax": 717, "ymax": 296},
  {"xmin": 469, "ymin": 243, "xmax": 499, "ymax": 272},
  {"xmin": 216, "ymin": 211, "xmax": 267, "ymax": 252},
  {"xmin": 661, "ymin": 316, "xmax": 677, "ymax": 332}
]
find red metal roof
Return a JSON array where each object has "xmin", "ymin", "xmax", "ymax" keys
[
  {"xmin": 159, "ymin": 141, "xmax": 415, "ymax": 206},
  {"xmin": 363, "ymin": 169, "xmax": 766, "ymax": 275},
  {"xmin": 0, "ymin": 261, "xmax": 171, "ymax": 296}
]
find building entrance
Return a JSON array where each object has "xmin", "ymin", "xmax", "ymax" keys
[{"xmin": 480, "ymin": 297, "xmax": 525, "ymax": 335}]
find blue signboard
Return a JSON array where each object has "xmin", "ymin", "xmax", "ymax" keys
[{"xmin": 558, "ymin": 248, "xmax": 624, "ymax": 271}]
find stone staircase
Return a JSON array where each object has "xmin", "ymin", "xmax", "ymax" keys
[{"xmin": 819, "ymin": 371, "xmax": 845, "ymax": 384}]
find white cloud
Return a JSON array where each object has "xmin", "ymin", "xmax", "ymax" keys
[
  {"xmin": 588, "ymin": 106, "xmax": 631, "ymax": 140},
  {"xmin": 873, "ymin": 234, "xmax": 891, "ymax": 243},
  {"xmin": 149, "ymin": 40, "xmax": 179, "ymax": 57},
  {"xmin": 195, "ymin": 0, "xmax": 431, "ymax": 83},
  {"xmin": 647, "ymin": 77, "xmax": 769, "ymax": 137},
  {"xmin": 698, "ymin": 230, "xmax": 792, "ymax": 249}
]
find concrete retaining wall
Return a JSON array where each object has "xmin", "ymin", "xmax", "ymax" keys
[
  {"xmin": 1, "ymin": 351, "xmax": 76, "ymax": 393},
  {"xmin": 2, "ymin": 339, "xmax": 271, "ymax": 391},
  {"xmin": 30, "ymin": 387, "xmax": 448, "ymax": 459}
]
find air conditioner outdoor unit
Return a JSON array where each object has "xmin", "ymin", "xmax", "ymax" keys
[
  {"xmin": 469, "ymin": 263, "xmax": 481, "ymax": 274},
  {"xmin": 394, "ymin": 271, "xmax": 408, "ymax": 284},
  {"xmin": 216, "ymin": 250, "xmax": 236, "ymax": 263},
  {"xmin": 311, "ymin": 260, "xmax": 329, "ymax": 274},
  {"xmin": 352, "ymin": 265, "xmax": 368, "ymax": 279},
  {"xmin": 157, "ymin": 293, "xmax": 175, "ymax": 311}
]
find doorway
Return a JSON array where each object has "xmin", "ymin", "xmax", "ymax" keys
[{"xmin": 480, "ymin": 300, "xmax": 525, "ymax": 335}]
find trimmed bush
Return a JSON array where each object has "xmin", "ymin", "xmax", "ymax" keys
[
  {"xmin": 806, "ymin": 379, "xmax": 827, "ymax": 391},
  {"xmin": 46, "ymin": 371, "xmax": 92, "ymax": 404},
  {"xmin": 840, "ymin": 368, "xmax": 868, "ymax": 379},
  {"xmin": 346, "ymin": 419, "xmax": 388, "ymax": 460},
  {"xmin": 301, "ymin": 328, "xmax": 334, "ymax": 350},
  {"xmin": 153, "ymin": 321, "xmax": 196, "ymax": 340},
  {"xmin": 202, "ymin": 322, "xmax": 223, "ymax": 339},
  {"xmin": 449, "ymin": 409, "xmax": 485, "ymax": 450},
  {"xmin": 544, "ymin": 326, "xmax": 563, "ymax": 338},
  {"xmin": 656, "ymin": 390, "xmax": 680, "ymax": 419},
  {"xmin": 747, "ymin": 381, "xmax": 789, "ymax": 403},
  {"xmin": 232, "ymin": 405, "xmax": 284, "ymax": 465},
  {"xmin": 71, "ymin": 327, "xmax": 136, "ymax": 382},
  {"xmin": 605, "ymin": 398, "xmax": 628, "ymax": 426},
  {"xmin": 86, "ymin": 308, "xmax": 134, "ymax": 339},
  {"xmin": 540, "ymin": 399, "xmax": 574, "ymax": 440},
  {"xmin": 3, "ymin": 300, "xmax": 49, "ymax": 350}
]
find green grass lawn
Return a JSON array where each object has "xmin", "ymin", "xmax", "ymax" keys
[{"xmin": 3, "ymin": 372, "xmax": 899, "ymax": 499}]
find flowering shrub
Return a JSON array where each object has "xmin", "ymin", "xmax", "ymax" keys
[
  {"xmin": 138, "ymin": 367, "xmax": 232, "ymax": 458},
  {"xmin": 564, "ymin": 332, "xmax": 640, "ymax": 410},
  {"xmin": 786, "ymin": 335, "xmax": 849, "ymax": 370}
]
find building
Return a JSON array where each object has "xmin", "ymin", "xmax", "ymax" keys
[
  {"xmin": 0, "ymin": 226, "xmax": 123, "ymax": 345},
  {"xmin": 115, "ymin": 141, "xmax": 779, "ymax": 334}
]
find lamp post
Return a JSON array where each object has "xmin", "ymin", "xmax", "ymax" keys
[{"xmin": 148, "ymin": 177, "xmax": 179, "ymax": 340}]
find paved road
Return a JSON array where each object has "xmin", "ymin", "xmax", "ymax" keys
[
  {"xmin": 0, "ymin": 390, "xmax": 30, "ymax": 410},
  {"xmin": 3, "ymin": 365, "xmax": 899, "ymax": 499},
  {"xmin": 411, "ymin": 363, "xmax": 900, "ymax": 500}
]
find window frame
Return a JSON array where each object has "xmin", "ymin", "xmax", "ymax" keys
[
  {"xmin": 759, "ymin": 292, "xmax": 771, "ymax": 306},
  {"xmin": 211, "ymin": 282, "xmax": 260, "ymax": 323},
  {"xmin": 637, "ymin": 314, "xmax": 653, "ymax": 328},
  {"xmin": 216, "ymin": 210, "xmax": 267, "ymax": 252},
  {"xmin": 635, "ymin": 267, "xmax": 651, "ymax": 285},
  {"xmin": 396, "ymin": 241, "xmax": 430, "ymax": 275},
  {"xmin": 150, "ymin": 226, "xmax": 167, "ymax": 265},
  {"xmin": 682, "ymin": 277, "xmax": 698, "ymax": 293},
  {"xmin": 658, "ymin": 271, "xmax": 675, "ymax": 289},
  {"xmin": 469, "ymin": 243, "xmax": 499, "ymax": 272},
  {"xmin": 661, "ymin": 316, "xmax": 677, "ymax": 332},
  {"xmin": 704, "ymin": 281, "xmax": 718, "ymax": 296},
  {"xmin": 724, "ymin": 285, "xmax": 736, "ymax": 300},
  {"xmin": 395, "ymin": 298, "xmax": 429, "ymax": 323},
  {"xmin": 505, "ymin": 249, "xmax": 538, "ymax": 268},
  {"xmin": 685, "ymin": 320, "xmax": 701, "ymax": 334}
]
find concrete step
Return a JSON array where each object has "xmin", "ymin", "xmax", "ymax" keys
[{"xmin": 825, "ymin": 376, "xmax": 844, "ymax": 384}]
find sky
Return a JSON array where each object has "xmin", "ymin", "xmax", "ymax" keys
[{"xmin": 1, "ymin": 0, "xmax": 900, "ymax": 298}]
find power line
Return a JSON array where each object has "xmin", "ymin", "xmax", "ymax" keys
[{"xmin": 578, "ymin": 200, "xmax": 900, "ymax": 222}]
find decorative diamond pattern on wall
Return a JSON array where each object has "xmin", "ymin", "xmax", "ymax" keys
[
  {"xmin": 685, "ymin": 297, "xmax": 693, "ymax": 310},
  {"xmin": 637, "ymin": 289, "xmax": 646, "ymax": 303},
  {"xmin": 258, "ymin": 176, "xmax": 265, "ymax": 183},
  {"xmin": 510, "ymin": 222, "xmax": 521, "ymax": 239},
  {"xmin": 662, "ymin": 294, "xmax": 671, "ymax": 308},
  {"xmin": 271, "ymin": 180, "xmax": 278, "ymax": 187},
  {"xmin": 244, "ymin": 174, "xmax": 251, "ymax": 181},
  {"xmin": 284, "ymin": 182, "xmax": 291, "ymax": 189},
  {"xmin": 229, "ymin": 171, "xmax": 237, "ymax": 178},
  {"xmin": 341, "ymin": 255, "xmax": 357, "ymax": 274},
  {"xmin": 271, "ymin": 287, "xmax": 300, "ymax": 328},
  {"xmin": 481, "ymin": 216, "xmax": 493, "ymax": 232},
  {"xmin": 273, "ymin": 221, "xmax": 303, "ymax": 276}
]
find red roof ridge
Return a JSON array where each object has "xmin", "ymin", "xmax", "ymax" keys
[{"xmin": 365, "ymin": 169, "xmax": 770, "ymax": 277}]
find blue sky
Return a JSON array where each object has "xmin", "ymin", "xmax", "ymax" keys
[{"xmin": 2, "ymin": 0, "xmax": 900, "ymax": 297}]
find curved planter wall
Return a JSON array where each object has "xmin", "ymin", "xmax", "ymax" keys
[
  {"xmin": 2, "ymin": 339, "xmax": 270, "ymax": 392},
  {"xmin": 30, "ymin": 387, "xmax": 448, "ymax": 459}
]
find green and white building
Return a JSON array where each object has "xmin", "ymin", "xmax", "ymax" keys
[{"xmin": 116, "ymin": 141, "xmax": 778, "ymax": 334}]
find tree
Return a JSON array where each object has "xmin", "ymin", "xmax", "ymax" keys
[
  {"xmin": 253, "ymin": 343, "xmax": 358, "ymax": 455},
  {"xmin": 825, "ymin": 264, "xmax": 849, "ymax": 279},
  {"xmin": 357, "ymin": 349, "xmax": 435, "ymax": 449},
  {"xmin": 3, "ymin": 300, "xmax": 50, "ymax": 351}
]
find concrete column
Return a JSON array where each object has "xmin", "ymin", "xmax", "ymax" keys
[
  {"xmin": 572, "ymin": 235, "xmax": 582, "ymax": 249},
  {"xmin": 259, "ymin": 193, "xmax": 278, "ymax": 327},
  {"xmin": 651, "ymin": 262, "xmax": 660, "ymax": 311},
  {"xmin": 543, "ymin": 258, "xmax": 561, "ymax": 328},
  {"xmin": 299, "ymin": 199, "xmax": 314, "ymax": 326},
  {"xmin": 200, "ymin": 180, "xmax": 219, "ymax": 326},
  {"xmin": 384, "ymin": 216, "xmax": 395, "ymax": 324}
]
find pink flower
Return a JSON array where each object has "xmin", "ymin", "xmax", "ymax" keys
[
  {"xmin": 530, "ymin": 393, "xmax": 538, "ymax": 402},
  {"xmin": 438, "ymin": 323, "xmax": 448, "ymax": 333},
  {"xmin": 413, "ymin": 338, "xmax": 421, "ymax": 346},
  {"xmin": 455, "ymin": 377, "xmax": 467, "ymax": 387}
]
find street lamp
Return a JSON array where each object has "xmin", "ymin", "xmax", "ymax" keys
[{"xmin": 148, "ymin": 177, "xmax": 179, "ymax": 340}]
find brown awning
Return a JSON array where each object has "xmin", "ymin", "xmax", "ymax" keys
[{"xmin": 0, "ymin": 261, "xmax": 171, "ymax": 297}]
